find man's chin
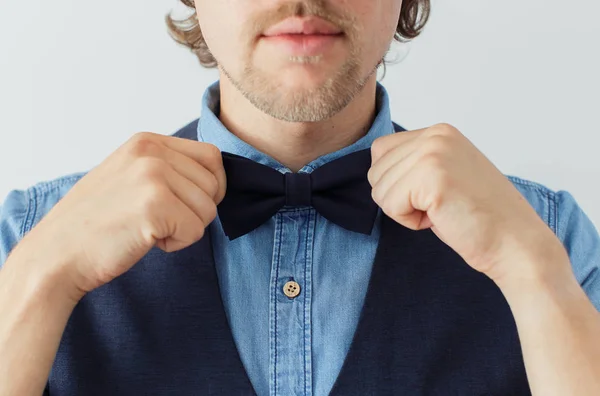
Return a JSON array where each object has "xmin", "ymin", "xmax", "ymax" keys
[
  {"xmin": 247, "ymin": 80, "xmax": 355, "ymax": 123},
  {"xmin": 232, "ymin": 55, "xmax": 365, "ymax": 121},
  {"xmin": 267, "ymin": 64, "xmax": 341, "ymax": 91}
]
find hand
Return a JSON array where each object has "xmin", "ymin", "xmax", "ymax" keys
[
  {"xmin": 367, "ymin": 123, "xmax": 567, "ymax": 282},
  {"xmin": 17, "ymin": 132, "xmax": 226, "ymax": 297}
]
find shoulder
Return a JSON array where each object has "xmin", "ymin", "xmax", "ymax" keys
[
  {"xmin": 507, "ymin": 174, "xmax": 600, "ymax": 310},
  {"xmin": 0, "ymin": 172, "xmax": 87, "ymax": 266}
]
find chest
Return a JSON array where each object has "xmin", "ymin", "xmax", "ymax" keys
[
  {"xmin": 48, "ymin": 215, "xmax": 531, "ymax": 396},
  {"xmin": 212, "ymin": 206, "xmax": 382, "ymax": 395}
]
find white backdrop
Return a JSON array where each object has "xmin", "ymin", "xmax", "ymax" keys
[{"xmin": 0, "ymin": 0, "xmax": 598, "ymax": 227}]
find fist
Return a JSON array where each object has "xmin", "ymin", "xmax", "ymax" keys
[
  {"xmin": 368, "ymin": 123, "xmax": 560, "ymax": 279},
  {"xmin": 20, "ymin": 132, "xmax": 227, "ymax": 296}
]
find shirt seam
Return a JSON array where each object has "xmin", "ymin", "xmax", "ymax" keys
[
  {"xmin": 550, "ymin": 190, "xmax": 559, "ymax": 236},
  {"xmin": 507, "ymin": 175, "xmax": 557, "ymax": 233},
  {"xmin": 507, "ymin": 175, "xmax": 553, "ymax": 197},
  {"xmin": 304, "ymin": 210, "xmax": 309, "ymax": 396},
  {"xmin": 20, "ymin": 187, "xmax": 36, "ymax": 239},
  {"xmin": 22, "ymin": 175, "xmax": 84, "ymax": 236},
  {"xmin": 305, "ymin": 208, "xmax": 317, "ymax": 396},
  {"xmin": 36, "ymin": 174, "xmax": 84, "ymax": 194},
  {"xmin": 273, "ymin": 213, "xmax": 283, "ymax": 395}
]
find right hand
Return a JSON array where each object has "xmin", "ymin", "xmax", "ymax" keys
[{"xmin": 17, "ymin": 132, "xmax": 226, "ymax": 298}]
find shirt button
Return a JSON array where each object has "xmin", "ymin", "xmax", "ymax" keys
[{"xmin": 283, "ymin": 281, "xmax": 301, "ymax": 298}]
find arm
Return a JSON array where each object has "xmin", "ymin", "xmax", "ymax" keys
[
  {"xmin": 0, "ymin": 237, "xmax": 81, "ymax": 396},
  {"xmin": 0, "ymin": 134, "xmax": 226, "ymax": 395},
  {"xmin": 499, "ymin": 260, "xmax": 600, "ymax": 396},
  {"xmin": 368, "ymin": 124, "xmax": 600, "ymax": 394},
  {"xmin": 0, "ymin": 189, "xmax": 81, "ymax": 395},
  {"xmin": 497, "ymin": 190, "xmax": 600, "ymax": 395}
]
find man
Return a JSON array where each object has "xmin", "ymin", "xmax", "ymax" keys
[{"xmin": 0, "ymin": 0, "xmax": 599, "ymax": 395}]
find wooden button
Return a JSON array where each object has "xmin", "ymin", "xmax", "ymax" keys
[{"xmin": 283, "ymin": 281, "xmax": 301, "ymax": 298}]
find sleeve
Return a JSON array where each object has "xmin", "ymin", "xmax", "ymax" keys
[
  {"xmin": 555, "ymin": 190, "xmax": 600, "ymax": 311},
  {"xmin": 0, "ymin": 189, "xmax": 31, "ymax": 268}
]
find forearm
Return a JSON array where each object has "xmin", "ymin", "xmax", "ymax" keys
[
  {"xmin": 498, "ymin": 256, "xmax": 600, "ymax": 396},
  {"xmin": 0, "ymin": 243, "xmax": 79, "ymax": 396}
]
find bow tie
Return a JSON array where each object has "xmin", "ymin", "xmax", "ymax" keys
[{"xmin": 217, "ymin": 149, "xmax": 379, "ymax": 240}]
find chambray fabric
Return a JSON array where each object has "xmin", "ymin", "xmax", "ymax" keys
[
  {"xmin": 0, "ymin": 81, "xmax": 599, "ymax": 396},
  {"xmin": 198, "ymin": 82, "xmax": 392, "ymax": 395}
]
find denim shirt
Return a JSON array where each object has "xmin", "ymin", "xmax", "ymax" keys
[
  {"xmin": 199, "ymin": 82, "xmax": 392, "ymax": 396},
  {"xmin": 1, "ymin": 81, "xmax": 599, "ymax": 396}
]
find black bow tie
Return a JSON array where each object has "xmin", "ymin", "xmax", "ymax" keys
[{"xmin": 217, "ymin": 149, "xmax": 379, "ymax": 240}]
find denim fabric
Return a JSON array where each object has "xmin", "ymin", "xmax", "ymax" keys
[
  {"xmin": 199, "ymin": 81, "xmax": 391, "ymax": 396},
  {"xmin": 1, "ymin": 81, "xmax": 599, "ymax": 396}
]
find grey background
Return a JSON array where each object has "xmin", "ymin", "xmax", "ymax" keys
[{"xmin": 0, "ymin": 0, "xmax": 598, "ymax": 226}]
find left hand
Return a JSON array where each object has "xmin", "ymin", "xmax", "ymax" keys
[{"xmin": 368, "ymin": 123, "xmax": 568, "ymax": 282}]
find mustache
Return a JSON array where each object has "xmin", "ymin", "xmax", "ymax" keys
[{"xmin": 248, "ymin": 0, "xmax": 356, "ymax": 38}]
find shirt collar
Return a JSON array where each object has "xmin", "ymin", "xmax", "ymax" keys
[{"xmin": 198, "ymin": 80, "xmax": 394, "ymax": 174}]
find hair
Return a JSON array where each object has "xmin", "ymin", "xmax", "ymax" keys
[{"xmin": 165, "ymin": 1, "xmax": 431, "ymax": 68}]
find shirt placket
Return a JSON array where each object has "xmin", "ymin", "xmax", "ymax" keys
[{"xmin": 269, "ymin": 208, "xmax": 315, "ymax": 396}]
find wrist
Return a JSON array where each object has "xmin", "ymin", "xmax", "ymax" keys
[
  {"xmin": 492, "ymin": 243, "xmax": 578, "ymax": 309},
  {"xmin": 5, "ymin": 237, "xmax": 86, "ymax": 306},
  {"xmin": 487, "ymin": 225, "xmax": 569, "ymax": 286}
]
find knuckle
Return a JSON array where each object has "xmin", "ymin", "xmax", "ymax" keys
[
  {"xmin": 206, "ymin": 174, "xmax": 219, "ymax": 199},
  {"xmin": 127, "ymin": 133, "xmax": 161, "ymax": 158},
  {"xmin": 204, "ymin": 202, "xmax": 218, "ymax": 223},
  {"xmin": 424, "ymin": 134, "xmax": 449, "ymax": 155},
  {"xmin": 370, "ymin": 137, "xmax": 386, "ymax": 157},
  {"xmin": 429, "ymin": 123, "xmax": 462, "ymax": 142},
  {"xmin": 140, "ymin": 183, "xmax": 171, "ymax": 216},
  {"xmin": 191, "ymin": 223, "xmax": 206, "ymax": 241},
  {"xmin": 366, "ymin": 168, "xmax": 375, "ymax": 185},
  {"xmin": 380, "ymin": 196, "xmax": 395, "ymax": 217},
  {"xmin": 205, "ymin": 144, "xmax": 224, "ymax": 171},
  {"xmin": 420, "ymin": 152, "xmax": 445, "ymax": 170},
  {"xmin": 371, "ymin": 186, "xmax": 383, "ymax": 204},
  {"xmin": 131, "ymin": 131, "xmax": 155, "ymax": 142},
  {"xmin": 432, "ymin": 122, "xmax": 457, "ymax": 135},
  {"xmin": 205, "ymin": 143, "xmax": 222, "ymax": 159},
  {"xmin": 135, "ymin": 157, "xmax": 166, "ymax": 181},
  {"xmin": 371, "ymin": 188, "xmax": 384, "ymax": 204}
]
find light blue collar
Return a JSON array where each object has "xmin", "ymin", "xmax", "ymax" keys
[{"xmin": 197, "ymin": 80, "xmax": 394, "ymax": 174}]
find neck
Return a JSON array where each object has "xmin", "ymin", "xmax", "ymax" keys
[{"xmin": 218, "ymin": 74, "xmax": 378, "ymax": 172}]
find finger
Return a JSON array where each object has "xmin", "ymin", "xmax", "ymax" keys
[
  {"xmin": 159, "ymin": 144, "xmax": 221, "ymax": 202},
  {"xmin": 155, "ymin": 194, "xmax": 208, "ymax": 253},
  {"xmin": 370, "ymin": 128, "xmax": 423, "ymax": 164},
  {"xmin": 146, "ymin": 177, "xmax": 210, "ymax": 252},
  {"xmin": 368, "ymin": 135, "xmax": 420, "ymax": 187},
  {"xmin": 162, "ymin": 164, "xmax": 218, "ymax": 229},
  {"xmin": 154, "ymin": 134, "xmax": 227, "ymax": 204},
  {"xmin": 371, "ymin": 147, "xmax": 421, "ymax": 206},
  {"xmin": 378, "ymin": 167, "xmax": 430, "ymax": 231}
]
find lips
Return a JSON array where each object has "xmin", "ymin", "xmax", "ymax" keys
[
  {"xmin": 260, "ymin": 16, "xmax": 344, "ymax": 57},
  {"xmin": 262, "ymin": 16, "xmax": 343, "ymax": 37}
]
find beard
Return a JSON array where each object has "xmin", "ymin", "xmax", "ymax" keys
[{"xmin": 218, "ymin": 0, "xmax": 379, "ymax": 123}]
